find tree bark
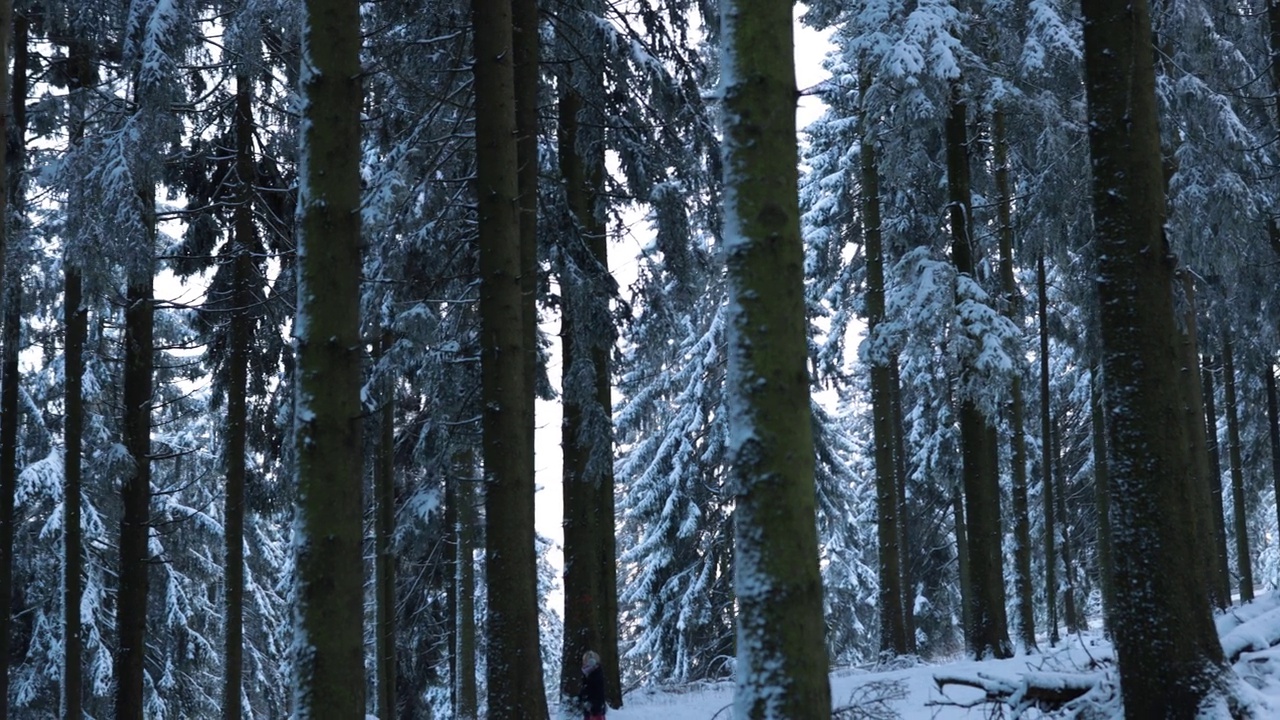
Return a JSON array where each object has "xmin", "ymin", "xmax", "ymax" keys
[
  {"xmin": 472, "ymin": 0, "xmax": 549, "ymax": 715},
  {"xmin": 0, "ymin": 285, "xmax": 18, "ymax": 720},
  {"xmin": 1222, "ymin": 332, "xmax": 1253, "ymax": 603},
  {"xmin": 1081, "ymin": 0, "xmax": 1230, "ymax": 712},
  {"xmin": 0, "ymin": 13, "xmax": 21, "ymax": 717},
  {"xmin": 452, "ymin": 451, "xmax": 478, "ymax": 719},
  {"xmin": 1037, "ymin": 254, "xmax": 1059, "ymax": 646},
  {"xmin": 292, "ymin": 0, "xmax": 366, "ymax": 715},
  {"xmin": 890, "ymin": 362, "xmax": 915, "ymax": 652},
  {"xmin": 222, "ymin": 72, "xmax": 256, "ymax": 720},
  {"xmin": 1175, "ymin": 274, "xmax": 1225, "ymax": 610},
  {"xmin": 63, "ymin": 34, "xmax": 94, "ymax": 719},
  {"xmin": 720, "ymin": 0, "xmax": 832, "ymax": 714},
  {"xmin": 995, "ymin": 106, "xmax": 1036, "ymax": 654},
  {"xmin": 947, "ymin": 86, "xmax": 1011, "ymax": 660},
  {"xmin": 1089, "ymin": 368, "xmax": 1114, "ymax": 636},
  {"xmin": 558, "ymin": 60, "xmax": 622, "ymax": 706},
  {"xmin": 1202, "ymin": 355, "xmax": 1232, "ymax": 606},
  {"xmin": 861, "ymin": 73, "xmax": 908, "ymax": 657}
]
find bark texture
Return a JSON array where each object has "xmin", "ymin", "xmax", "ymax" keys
[
  {"xmin": 720, "ymin": 0, "xmax": 832, "ymax": 714},
  {"xmin": 1081, "ymin": 0, "xmax": 1230, "ymax": 713},
  {"xmin": 472, "ymin": 0, "xmax": 550, "ymax": 715},
  {"xmin": 292, "ymin": 0, "xmax": 366, "ymax": 715}
]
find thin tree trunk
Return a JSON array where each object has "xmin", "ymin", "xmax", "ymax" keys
[
  {"xmin": 558, "ymin": 64, "xmax": 622, "ymax": 706},
  {"xmin": 1223, "ymin": 332, "xmax": 1253, "ymax": 603},
  {"xmin": 890, "ymin": 362, "xmax": 915, "ymax": 652},
  {"xmin": 952, "ymin": 489, "xmax": 973, "ymax": 651},
  {"xmin": 0, "ymin": 284, "xmax": 18, "ymax": 720},
  {"xmin": 1176, "ymin": 273, "xmax": 1224, "ymax": 610},
  {"xmin": 473, "ymin": 0, "xmax": 549, "ymax": 714},
  {"xmin": 1203, "ymin": 355, "xmax": 1232, "ymax": 605},
  {"xmin": 720, "ymin": 0, "xmax": 831, "ymax": 713},
  {"xmin": 946, "ymin": 84, "xmax": 1011, "ymax": 660},
  {"xmin": 64, "ymin": 267, "xmax": 85, "ymax": 719},
  {"xmin": 1089, "ymin": 368, "xmax": 1114, "ymax": 636},
  {"xmin": 995, "ymin": 107, "xmax": 1036, "ymax": 654},
  {"xmin": 222, "ymin": 72, "xmax": 255, "ymax": 720},
  {"xmin": 453, "ymin": 451, "xmax": 477, "ymax": 719},
  {"xmin": 1038, "ymin": 253, "xmax": 1059, "ymax": 646},
  {"xmin": 292, "ymin": 0, "xmax": 366, "ymax": 714},
  {"xmin": 1052, "ymin": 420, "xmax": 1082, "ymax": 634},
  {"xmin": 375, "ymin": 331, "xmax": 397, "ymax": 720},
  {"xmin": 1081, "ymin": 0, "xmax": 1230, "ymax": 711},
  {"xmin": 861, "ymin": 72, "xmax": 908, "ymax": 657},
  {"xmin": 63, "ymin": 36, "xmax": 93, "ymax": 720},
  {"xmin": 116, "ymin": 182, "xmax": 155, "ymax": 720},
  {"xmin": 0, "ymin": 14, "xmax": 21, "ymax": 717}
]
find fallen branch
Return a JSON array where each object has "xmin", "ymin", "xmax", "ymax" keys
[{"xmin": 931, "ymin": 669, "xmax": 1098, "ymax": 713}]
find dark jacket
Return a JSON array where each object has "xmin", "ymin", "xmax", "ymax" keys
[{"xmin": 577, "ymin": 664, "xmax": 606, "ymax": 718}]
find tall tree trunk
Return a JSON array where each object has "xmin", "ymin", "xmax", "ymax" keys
[
  {"xmin": 995, "ymin": 107, "xmax": 1036, "ymax": 654},
  {"xmin": 452, "ymin": 451, "xmax": 478, "ymax": 720},
  {"xmin": 292, "ymin": 0, "xmax": 366, "ymax": 715},
  {"xmin": 1081, "ymin": 0, "xmax": 1229, "ymax": 712},
  {"xmin": 0, "ymin": 14, "xmax": 21, "ymax": 717},
  {"xmin": 1037, "ymin": 253, "xmax": 1059, "ymax": 646},
  {"xmin": 1202, "ymin": 355, "xmax": 1232, "ymax": 605},
  {"xmin": 1176, "ymin": 274, "xmax": 1225, "ymax": 609},
  {"xmin": 720, "ymin": 0, "xmax": 831, "ymax": 714},
  {"xmin": 63, "ymin": 36, "xmax": 94, "ymax": 720},
  {"xmin": 374, "ymin": 332, "xmax": 397, "ymax": 720},
  {"xmin": 1089, "ymin": 368, "xmax": 1114, "ymax": 636},
  {"xmin": 472, "ymin": 0, "xmax": 549, "ymax": 715},
  {"xmin": 947, "ymin": 86, "xmax": 1011, "ymax": 659},
  {"xmin": 558, "ymin": 58, "xmax": 622, "ymax": 706},
  {"xmin": 0, "ymin": 286, "xmax": 17, "ymax": 720},
  {"xmin": 64, "ymin": 267, "xmax": 85, "ymax": 719},
  {"xmin": 861, "ymin": 72, "xmax": 908, "ymax": 657},
  {"xmin": 1222, "ymin": 332, "xmax": 1253, "ymax": 603},
  {"xmin": 116, "ymin": 193, "xmax": 155, "ymax": 720},
  {"xmin": 222, "ymin": 72, "xmax": 256, "ymax": 720}
]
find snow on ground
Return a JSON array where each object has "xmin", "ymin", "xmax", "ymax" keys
[
  {"xmin": 602, "ymin": 635, "xmax": 1113, "ymax": 719},
  {"xmin": 591, "ymin": 595, "xmax": 1280, "ymax": 719}
]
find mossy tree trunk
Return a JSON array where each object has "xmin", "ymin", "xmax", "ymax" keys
[
  {"xmin": 720, "ymin": 0, "xmax": 831, "ymax": 714},
  {"xmin": 292, "ymin": 0, "xmax": 366, "ymax": 715},
  {"xmin": 1081, "ymin": 0, "xmax": 1230, "ymax": 713}
]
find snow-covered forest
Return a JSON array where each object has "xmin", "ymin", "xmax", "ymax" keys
[{"xmin": 0, "ymin": 0, "xmax": 1278, "ymax": 717}]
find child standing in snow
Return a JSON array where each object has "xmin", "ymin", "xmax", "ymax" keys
[{"xmin": 577, "ymin": 650, "xmax": 606, "ymax": 720}]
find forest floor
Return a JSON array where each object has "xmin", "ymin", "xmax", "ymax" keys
[{"xmin": 598, "ymin": 592, "xmax": 1280, "ymax": 719}]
